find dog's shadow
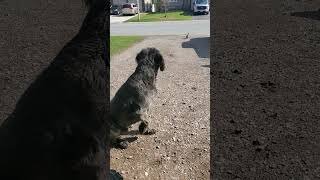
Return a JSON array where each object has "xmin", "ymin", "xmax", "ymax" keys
[
  {"xmin": 290, "ymin": 10, "xmax": 320, "ymax": 21},
  {"xmin": 182, "ymin": 37, "xmax": 209, "ymax": 59}
]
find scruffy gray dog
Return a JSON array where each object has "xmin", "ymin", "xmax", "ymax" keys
[{"xmin": 110, "ymin": 47, "xmax": 165, "ymax": 149}]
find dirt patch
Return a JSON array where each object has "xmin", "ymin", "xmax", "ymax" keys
[
  {"xmin": 0, "ymin": 0, "xmax": 85, "ymax": 125},
  {"xmin": 212, "ymin": 0, "xmax": 320, "ymax": 179},
  {"xmin": 110, "ymin": 36, "xmax": 210, "ymax": 179}
]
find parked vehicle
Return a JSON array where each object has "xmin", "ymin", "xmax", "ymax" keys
[
  {"xmin": 122, "ymin": 3, "xmax": 138, "ymax": 15},
  {"xmin": 192, "ymin": 0, "xmax": 209, "ymax": 15},
  {"xmin": 110, "ymin": 5, "xmax": 121, "ymax": 15}
]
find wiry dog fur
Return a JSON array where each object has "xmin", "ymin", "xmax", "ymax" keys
[
  {"xmin": 110, "ymin": 48, "xmax": 165, "ymax": 149},
  {"xmin": 0, "ymin": 0, "xmax": 111, "ymax": 180}
]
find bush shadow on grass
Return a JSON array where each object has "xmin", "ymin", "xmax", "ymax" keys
[
  {"xmin": 150, "ymin": 10, "xmax": 191, "ymax": 15},
  {"xmin": 122, "ymin": 14, "xmax": 137, "ymax": 17},
  {"xmin": 182, "ymin": 37, "xmax": 209, "ymax": 59},
  {"xmin": 290, "ymin": 10, "xmax": 320, "ymax": 21},
  {"xmin": 180, "ymin": 11, "xmax": 193, "ymax": 16}
]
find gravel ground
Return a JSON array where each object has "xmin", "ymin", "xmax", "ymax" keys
[
  {"xmin": 212, "ymin": 0, "xmax": 320, "ymax": 179},
  {"xmin": 110, "ymin": 36, "xmax": 210, "ymax": 179}
]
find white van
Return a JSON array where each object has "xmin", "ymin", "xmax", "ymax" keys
[{"xmin": 192, "ymin": 0, "xmax": 209, "ymax": 15}]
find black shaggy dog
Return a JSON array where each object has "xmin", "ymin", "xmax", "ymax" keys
[
  {"xmin": 0, "ymin": 0, "xmax": 112, "ymax": 180},
  {"xmin": 110, "ymin": 48, "xmax": 165, "ymax": 149}
]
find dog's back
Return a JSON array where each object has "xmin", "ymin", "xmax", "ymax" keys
[
  {"xmin": 111, "ymin": 67, "xmax": 156, "ymax": 128},
  {"xmin": 110, "ymin": 48, "xmax": 165, "ymax": 144}
]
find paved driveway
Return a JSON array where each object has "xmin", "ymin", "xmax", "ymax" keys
[{"xmin": 110, "ymin": 14, "xmax": 136, "ymax": 24}]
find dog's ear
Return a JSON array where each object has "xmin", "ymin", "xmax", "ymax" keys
[
  {"xmin": 136, "ymin": 49, "xmax": 148, "ymax": 64},
  {"xmin": 154, "ymin": 50, "xmax": 165, "ymax": 71}
]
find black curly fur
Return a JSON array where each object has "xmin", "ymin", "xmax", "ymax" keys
[
  {"xmin": 110, "ymin": 48, "xmax": 165, "ymax": 149},
  {"xmin": 0, "ymin": 0, "xmax": 110, "ymax": 180}
]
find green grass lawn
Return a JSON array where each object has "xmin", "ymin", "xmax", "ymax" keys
[
  {"xmin": 110, "ymin": 36, "xmax": 144, "ymax": 57},
  {"xmin": 126, "ymin": 11, "xmax": 192, "ymax": 22}
]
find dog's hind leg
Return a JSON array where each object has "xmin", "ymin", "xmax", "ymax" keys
[
  {"xmin": 110, "ymin": 127, "xmax": 129, "ymax": 149},
  {"xmin": 115, "ymin": 138, "xmax": 129, "ymax": 149},
  {"xmin": 128, "ymin": 112, "xmax": 156, "ymax": 135},
  {"xmin": 112, "ymin": 136, "xmax": 129, "ymax": 149}
]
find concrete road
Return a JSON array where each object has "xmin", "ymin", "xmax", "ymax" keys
[
  {"xmin": 110, "ymin": 14, "xmax": 136, "ymax": 24},
  {"xmin": 192, "ymin": 13, "xmax": 210, "ymax": 20},
  {"xmin": 110, "ymin": 20, "xmax": 210, "ymax": 36}
]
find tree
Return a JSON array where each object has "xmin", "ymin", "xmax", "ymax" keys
[{"xmin": 160, "ymin": 0, "xmax": 168, "ymax": 17}]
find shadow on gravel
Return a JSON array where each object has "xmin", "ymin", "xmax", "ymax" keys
[
  {"xmin": 182, "ymin": 37, "xmax": 209, "ymax": 59},
  {"xmin": 110, "ymin": 169, "xmax": 124, "ymax": 180},
  {"xmin": 290, "ymin": 10, "xmax": 320, "ymax": 21},
  {"xmin": 201, "ymin": 65, "xmax": 210, "ymax": 68}
]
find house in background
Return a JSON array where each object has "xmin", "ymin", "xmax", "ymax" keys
[
  {"xmin": 111, "ymin": 0, "xmax": 153, "ymax": 12},
  {"xmin": 164, "ymin": 0, "xmax": 191, "ymax": 11},
  {"xmin": 111, "ymin": 0, "xmax": 193, "ymax": 12}
]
